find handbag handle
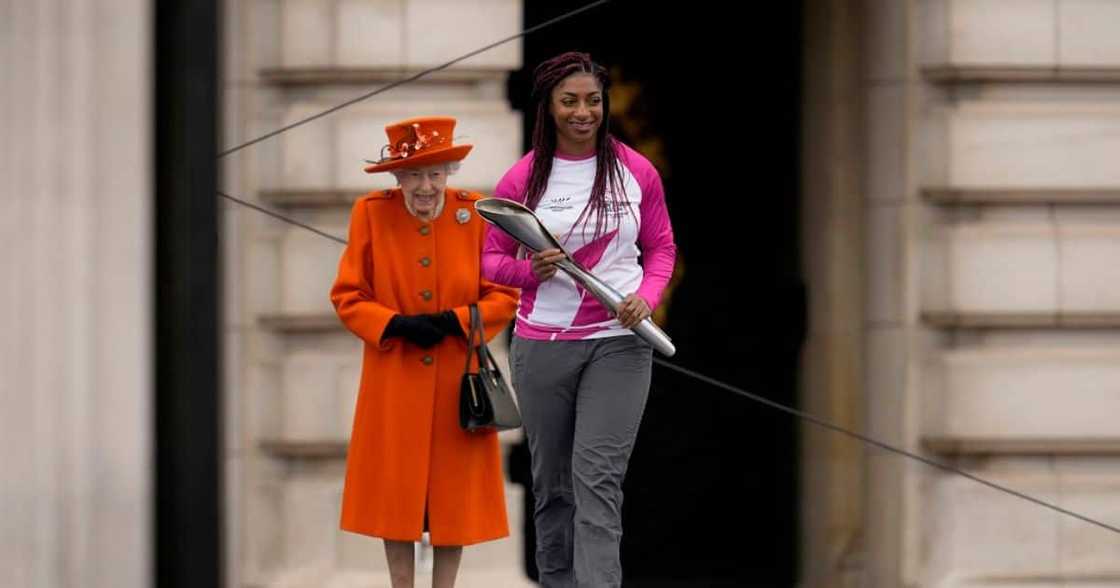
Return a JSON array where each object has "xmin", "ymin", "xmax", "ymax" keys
[{"xmin": 462, "ymin": 304, "xmax": 495, "ymax": 374}]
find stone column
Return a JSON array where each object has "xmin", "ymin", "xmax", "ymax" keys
[{"xmin": 0, "ymin": 0, "xmax": 153, "ymax": 586}]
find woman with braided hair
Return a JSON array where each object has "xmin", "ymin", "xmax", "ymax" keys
[{"xmin": 482, "ymin": 51, "xmax": 677, "ymax": 587}]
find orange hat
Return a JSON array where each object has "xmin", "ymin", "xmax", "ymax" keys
[{"xmin": 362, "ymin": 116, "xmax": 473, "ymax": 174}]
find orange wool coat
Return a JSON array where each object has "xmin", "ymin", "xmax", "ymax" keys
[{"xmin": 330, "ymin": 187, "xmax": 518, "ymax": 546}]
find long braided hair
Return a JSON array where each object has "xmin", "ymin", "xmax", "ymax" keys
[{"xmin": 525, "ymin": 52, "xmax": 629, "ymax": 242}]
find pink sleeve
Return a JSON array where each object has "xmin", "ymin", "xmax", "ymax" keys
[
  {"xmin": 481, "ymin": 155, "xmax": 539, "ymax": 289},
  {"xmin": 624, "ymin": 148, "xmax": 677, "ymax": 309}
]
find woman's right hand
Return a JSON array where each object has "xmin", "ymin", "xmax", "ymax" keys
[{"xmin": 531, "ymin": 249, "xmax": 566, "ymax": 282}]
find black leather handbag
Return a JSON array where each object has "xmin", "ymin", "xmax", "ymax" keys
[{"xmin": 459, "ymin": 304, "xmax": 522, "ymax": 432}]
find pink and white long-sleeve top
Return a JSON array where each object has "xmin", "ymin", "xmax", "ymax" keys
[{"xmin": 482, "ymin": 142, "xmax": 677, "ymax": 341}]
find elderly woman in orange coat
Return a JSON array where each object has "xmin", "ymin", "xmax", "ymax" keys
[{"xmin": 330, "ymin": 116, "xmax": 518, "ymax": 588}]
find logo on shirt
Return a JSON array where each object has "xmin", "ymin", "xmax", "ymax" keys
[
  {"xmin": 541, "ymin": 196, "xmax": 575, "ymax": 213},
  {"xmin": 603, "ymin": 199, "xmax": 635, "ymax": 218}
]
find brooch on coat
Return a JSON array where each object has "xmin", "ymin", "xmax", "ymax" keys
[{"xmin": 456, "ymin": 208, "xmax": 471, "ymax": 224}]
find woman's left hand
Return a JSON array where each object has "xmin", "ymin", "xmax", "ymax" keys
[{"xmin": 616, "ymin": 294, "xmax": 651, "ymax": 329}]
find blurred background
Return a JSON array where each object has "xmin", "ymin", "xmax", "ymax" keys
[{"xmin": 4, "ymin": 0, "xmax": 1120, "ymax": 586}]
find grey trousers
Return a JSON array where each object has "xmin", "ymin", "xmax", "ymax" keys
[{"xmin": 510, "ymin": 335, "xmax": 653, "ymax": 588}]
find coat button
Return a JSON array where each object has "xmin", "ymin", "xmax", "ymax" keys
[
  {"xmin": 420, "ymin": 289, "xmax": 433, "ymax": 301},
  {"xmin": 459, "ymin": 191, "xmax": 468, "ymax": 198},
  {"xmin": 419, "ymin": 257, "xmax": 431, "ymax": 267},
  {"xmin": 421, "ymin": 355, "xmax": 433, "ymax": 366},
  {"xmin": 419, "ymin": 225, "xmax": 430, "ymax": 236}
]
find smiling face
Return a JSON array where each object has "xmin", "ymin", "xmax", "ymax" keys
[
  {"xmin": 394, "ymin": 164, "xmax": 449, "ymax": 220},
  {"xmin": 549, "ymin": 73, "xmax": 604, "ymax": 157}
]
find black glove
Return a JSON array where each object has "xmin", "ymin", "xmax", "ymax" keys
[
  {"xmin": 428, "ymin": 310, "xmax": 465, "ymax": 337},
  {"xmin": 383, "ymin": 314, "xmax": 445, "ymax": 348}
]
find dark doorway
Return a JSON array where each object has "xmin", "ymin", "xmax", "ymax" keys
[{"xmin": 508, "ymin": 1, "xmax": 805, "ymax": 585}]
